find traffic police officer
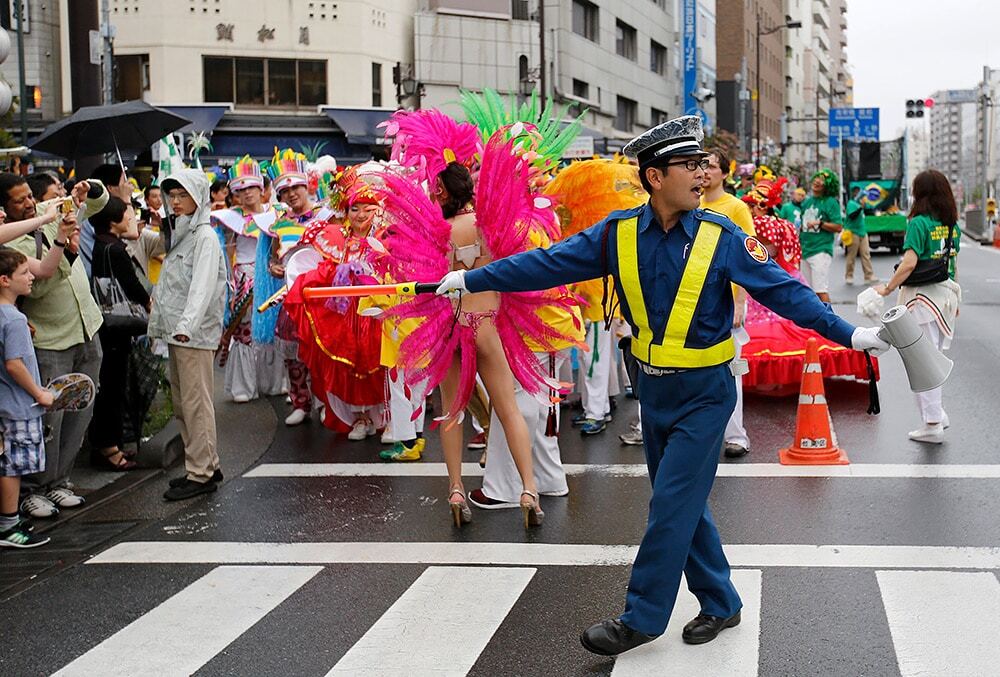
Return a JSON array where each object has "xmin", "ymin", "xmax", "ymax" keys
[{"xmin": 436, "ymin": 116, "xmax": 889, "ymax": 655}]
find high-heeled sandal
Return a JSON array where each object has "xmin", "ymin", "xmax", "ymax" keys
[
  {"xmin": 520, "ymin": 490, "xmax": 544, "ymax": 529},
  {"xmin": 96, "ymin": 447, "xmax": 137, "ymax": 471},
  {"xmin": 449, "ymin": 488, "xmax": 472, "ymax": 527}
]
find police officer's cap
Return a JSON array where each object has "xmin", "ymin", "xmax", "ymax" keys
[{"xmin": 623, "ymin": 115, "xmax": 709, "ymax": 170}]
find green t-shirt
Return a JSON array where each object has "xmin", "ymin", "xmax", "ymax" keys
[
  {"xmin": 799, "ymin": 195, "xmax": 843, "ymax": 259},
  {"xmin": 844, "ymin": 199, "xmax": 866, "ymax": 237},
  {"xmin": 778, "ymin": 202, "xmax": 803, "ymax": 228},
  {"xmin": 903, "ymin": 215, "xmax": 961, "ymax": 279}
]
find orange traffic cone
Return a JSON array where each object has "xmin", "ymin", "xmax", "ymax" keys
[{"xmin": 778, "ymin": 338, "xmax": 850, "ymax": 465}]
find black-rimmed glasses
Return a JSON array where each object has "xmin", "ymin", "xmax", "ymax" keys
[{"xmin": 663, "ymin": 158, "xmax": 711, "ymax": 172}]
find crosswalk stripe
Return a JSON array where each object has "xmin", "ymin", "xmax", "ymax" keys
[
  {"xmin": 243, "ymin": 462, "xmax": 1000, "ymax": 479},
  {"xmin": 52, "ymin": 565, "xmax": 322, "ymax": 677},
  {"xmin": 87, "ymin": 541, "xmax": 1000, "ymax": 569},
  {"xmin": 326, "ymin": 566, "xmax": 535, "ymax": 676},
  {"xmin": 611, "ymin": 569, "xmax": 762, "ymax": 676},
  {"xmin": 877, "ymin": 570, "xmax": 1000, "ymax": 677}
]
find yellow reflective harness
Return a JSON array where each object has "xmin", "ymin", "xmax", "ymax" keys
[{"xmin": 617, "ymin": 216, "xmax": 735, "ymax": 368}]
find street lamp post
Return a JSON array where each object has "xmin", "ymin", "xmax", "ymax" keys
[{"xmin": 755, "ymin": 11, "xmax": 801, "ymax": 164}]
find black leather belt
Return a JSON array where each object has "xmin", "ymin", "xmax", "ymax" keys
[{"xmin": 638, "ymin": 363, "xmax": 690, "ymax": 376}]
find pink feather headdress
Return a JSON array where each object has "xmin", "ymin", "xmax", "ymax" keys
[{"xmin": 381, "ymin": 109, "xmax": 481, "ymax": 185}]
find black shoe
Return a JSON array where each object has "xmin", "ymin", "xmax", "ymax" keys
[
  {"xmin": 163, "ymin": 478, "xmax": 218, "ymax": 501},
  {"xmin": 579, "ymin": 619, "xmax": 657, "ymax": 656},
  {"xmin": 723, "ymin": 443, "xmax": 749, "ymax": 458},
  {"xmin": 681, "ymin": 611, "xmax": 741, "ymax": 645},
  {"xmin": 168, "ymin": 469, "xmax": 224, "ymax": 488}
]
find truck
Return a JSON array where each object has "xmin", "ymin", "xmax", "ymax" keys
[{"xmin": 842, "ymin": 138, "xmax": 907, "ymax": 253}]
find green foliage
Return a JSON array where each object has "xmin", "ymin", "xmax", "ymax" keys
[
  {"xmin": 703, "ymin": 129, "xmax": 741, "ymax": 162},
  {"xmin": 298, "ymin": 140, "xmax": 328, "ymax": 163}
]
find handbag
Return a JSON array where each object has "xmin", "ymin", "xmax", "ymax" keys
[
  {"xmin": 896, "ymin": 223, "xmax": 954, "ymax": 287},
  {"xmin": 92, "ymin": 245, "xmax": 149, "ymax": 335}
]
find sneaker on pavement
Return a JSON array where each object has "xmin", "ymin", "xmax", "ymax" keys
[
  {"xmin": 620, "ymin": 424, "xmax": 644, "ymax": 446},
  {"xmin": 466, "ymin": 431, "xmax": 487, "ymax": 449},
  {"xmin": 381, "ymin": 430, "xmax": 396, "ymax": 444},
  {"xmin": 0, "ymin": 521, "xmax": 50, "ymax": 549},
  {"xmin": 168, "ymin": 469, "xmax": 224, "ymax": 488},
  {"xmin": 347, "ymin": 420, "xmax": 369, "ymax": 441},
  {"xmin": 539, "ymin": 488, "xmax": 570, "ymax": 497},
  {"xmin": 942, "ymin": 411, "xmax": 951, "ymax": 429},
  {"xmin": 45, "ymin": 487, "xmax": 85, "ymax": 508},
  {"xmin": 723, "ymin": 442, "xmax": 749, "ymax": 458},
  {"xmin": 20, "ymin": 494, "xmax": 59, "ymax": 519},
  {"xmin": 163, "ymin": 478, "xmax": 218, "ymax": 501},
  {"xmin": 908, "ymin": 424, "xmax": 944, "ymax": 444},
  {"xmin": 233, "ymin": 394, "xmax": 251, "ymax": 403},
  {"xmin": 379, "ymin": 439, "xmax": 425, "ymax": 462},
  {"xmin": 468, "ymin": 488, "xmax": 519, "ymax": 510},
  {"xmin": 581, "ymin": 418, "xmax": 607, "ymax": 435},
  {"xmin": 284, "ymin": 408, "xmax": 309, "ymax": 426}
]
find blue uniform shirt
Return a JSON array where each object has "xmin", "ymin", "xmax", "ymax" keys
[{"xmin": 465, "ymin": 202, "xmax": 856, "ymax": 353}]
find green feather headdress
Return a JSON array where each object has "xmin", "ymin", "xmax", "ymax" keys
[{"xmin": 459, "ymin": 88, "xmax": 586, "ymax": 172}]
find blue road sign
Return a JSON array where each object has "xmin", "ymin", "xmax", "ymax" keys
[
  {"xmin": 828, "ymin": 107, "xmax": 879, "ymax": 148},
  {"xmin": 682, "ymin": 0, "xmax": 697, "ymax": 118}
]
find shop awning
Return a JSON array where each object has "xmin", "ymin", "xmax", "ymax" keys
[
  {"xmin": 160, "ymin": 104, "xmax": 232, "ymax": 134},
  {"xmin": 320, "ymin": 107, "xmax": 395, "ymax": 145}
]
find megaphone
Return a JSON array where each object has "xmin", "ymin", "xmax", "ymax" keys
[{"xmin": 878, "ymin": 305, "xmax": 953, "ymax": 392}]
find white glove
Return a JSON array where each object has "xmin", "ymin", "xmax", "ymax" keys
[
  {"xmin": 851, "ymin": 326, "xmax": 891, "ymax": 356},
  {"xmin": 435, "ymin": 270, "xmax": 467, "ymax": 296}
]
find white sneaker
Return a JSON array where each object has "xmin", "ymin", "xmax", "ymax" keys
[
  {"xmin": 381, "ymin": 430, "xmax": 396, "ymax": 444},
  {"xmin": 284, "ymin": 408, "xmax": 309, "ymax": 426},
  {"xmin": 908, "ymin": 424, "xmax": 944, "ymax": 444},
  {"xmin": 20, "ymin": 494, "xmax": 59, "ymax": 518},
  {"xmin": 45, "ymin": 487, "xmax": 85, "ymax": 508},
  {"xmin": 233, "ymin": 394, "xmax": 252, "ymax": 403},
  {"xmin": 347, "ymin": 420, "xmax": 369, "ymax": 441},
  {"xmin": 942, "ymin": 412, "xmax": 950, "ymax": 429},
  {"xmin": 365, "ymin": 420, "xmax": 377, "ymax": 437}
]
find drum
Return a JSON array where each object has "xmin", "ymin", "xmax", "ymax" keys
[{"xmin": 284, "ymin": 246, "xmax": 325, "ymax": 289}]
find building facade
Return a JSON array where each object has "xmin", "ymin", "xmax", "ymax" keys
[
  {"xmin": 929, "ymin": 88, "xmax": 978, "ymax": 202},
  {"xmin": 414, "ymin": 0, "xmax": 682, "ymax": 147}
]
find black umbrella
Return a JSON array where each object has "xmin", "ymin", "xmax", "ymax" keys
[{"xmin": 28, "ymin": 100, "xmax": 192, "ymax": 159}]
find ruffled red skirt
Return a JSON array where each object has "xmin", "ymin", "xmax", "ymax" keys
[
  {"xmin": 744, "ymin": 301, "xmax": 878, "ymax": 396},
  {"xmin": 284, "ymin": 261, "xmax": 385, "ymax": 431}
]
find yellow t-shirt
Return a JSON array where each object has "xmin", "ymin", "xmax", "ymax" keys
[
  {"xmin": 701, "ymin": 192, "xmax": 756, "ymax": 236},
  {"xmin": 701, "ymin": 192, "xmax": 755, "ymax": 300}
]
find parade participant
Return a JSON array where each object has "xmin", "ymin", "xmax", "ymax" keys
[
  {"xmin": 258, "ymin": 149, "xmax": 334, "ymax": 426},
  {"xmin": 283, "ymin": 164, "xmax": 386, "ymax": 439},
  {"xmin": 876, "ymin": 169, "xmax": 961, "ymax": 444},
  {"xmin": 740, "ymin": 180, "xmax": 876, "ymax": 394},
  {"xmin": 435, "ymin": 115, "xmax": 889, "ymax": 654},
  {"xmin": 378, "ymin": 111, "xmax": 577, "ymax": 529},
  {"xmin": 209, "ymin": 179, "xmax": 229, "ymax": 211},
  {"xmin": 211, "ymin": 156, "xmax": 286, "ymax": 403},
  {"xmin": 701, "ymin": 147, "xmax": 755, "ymax": 458},
  {"xmin": 843, "ymin": 185, "xmax": 877, "ymax": 285},
  {"xmin": 543, "ymin": 158, "xmax": 645, "ymax": 436},
  {"xmin": 799, "ymin": 169, "xmax": 843, "ymax": 303},
  {"xmin": 778, "ymin": 186, "xmax": 806, "ymax": 228}
]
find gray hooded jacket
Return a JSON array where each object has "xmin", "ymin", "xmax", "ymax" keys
[{"xmin": 148, "ymin": 169, "xmax": 227, "ymax": 349}]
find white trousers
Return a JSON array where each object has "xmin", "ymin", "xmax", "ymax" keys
[
  {"xmin": 915, "ymin": 320, "xmax": 944, "ymax": 424},
  {"xmin": 724, "ymin": 326, "xmax": 750, "ymax": 448},
  {"xmin": 387, "ymin": 368, "xmax": 426, "ymax": 441},
  {"xmin": 581, "ymin": 321, "xmax": 613, "ymax": 420},
  {"xmin": 482, "ymin": 351, "xmax": 569, "ymax": 502}
]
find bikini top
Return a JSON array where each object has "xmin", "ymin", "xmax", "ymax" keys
[{"xmin": 449, "ymin": 240, "xmax": 482, "ymax": 269}]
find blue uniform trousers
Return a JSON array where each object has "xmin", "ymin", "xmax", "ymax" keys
[{"xmin": 619, "ymin": 363, "xmax": 743, "ymax": 636}]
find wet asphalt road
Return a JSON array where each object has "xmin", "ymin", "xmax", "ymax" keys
[{"xmin": 2, "ymin": 237, "xmax": 1000, "ymax": 677}]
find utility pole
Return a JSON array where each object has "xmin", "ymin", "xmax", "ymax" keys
[
  {"xmin": 100, "ymin": 0, "xmax": 114, "ymax": 104},
  {"xmin": 15, "ymin": 0, "xmax": 27, "ymax": 143},
  {"xmin": 538, "ymin": 0, "xmax": 546, "ymax": 99},
  {"xmin": 982, "ymin": 65, "xmax": 993, "ymax": 212}
]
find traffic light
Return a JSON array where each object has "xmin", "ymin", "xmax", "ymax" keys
[{"xmin": 906, "ymin": 98, "xmax": 935, "ymax": 118}]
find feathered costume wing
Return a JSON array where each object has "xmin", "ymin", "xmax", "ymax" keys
[
  {"xmin": 379, "ymin": 122, "xmax": 577, "ymax": 420},
  {"xmin": 460, "ymin": 88, "xmax": 586, "ymax": 173},
  {"xmin": 382, "ymin": 109, "xmax": 481, "ymax": 184}
]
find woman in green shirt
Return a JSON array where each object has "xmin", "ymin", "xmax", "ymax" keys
[{"xmin": 876, "ymin": 170, "xmax": 961, "ymax": 444}]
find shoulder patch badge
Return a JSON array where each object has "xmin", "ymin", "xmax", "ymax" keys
[{"xmin": 744, "ymin": 237, "xmax": 769, "ymax": 263}]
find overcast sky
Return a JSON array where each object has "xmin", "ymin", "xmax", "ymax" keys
[{"xmin": 847, "ymin": 0, "xmax": 996, "ymax": 139}]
